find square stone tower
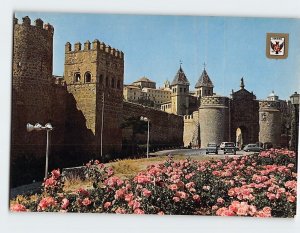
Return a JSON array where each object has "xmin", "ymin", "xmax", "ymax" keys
[{"xmin": 64, "ymin": 39, "xmax": 124, "ymax": 155}]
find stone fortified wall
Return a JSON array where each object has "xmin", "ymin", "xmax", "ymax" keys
[
  {"xmin": 122, "ymin": 102, "xmax": 183, "ymax": 148},
  {"xmin": 199, "ymin": 96, "xmax": 229, "ymax": 147},
  {"xmin": 183, "ymin": 111, "xmax": 200, "ymax": 147}
]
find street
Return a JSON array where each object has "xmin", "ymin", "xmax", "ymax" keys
[{"xmin": 150, "ymin": 148, "xmax": 254, "ymax": 157}]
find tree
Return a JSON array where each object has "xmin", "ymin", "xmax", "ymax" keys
[{"xmin": 121, "ymin": 116, "xmax": 148, "ymax": 156}]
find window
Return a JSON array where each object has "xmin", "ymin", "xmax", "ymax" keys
[
  {"xmin": 99, "ymin": 74, "xmax": 103, "ymax": 84},
  {"xmin": 106, "ymin": 76, "xmax": 109, "ymax": 87},
  {"xmin": 180, "ymin": 88, "xmax": 182, "ymax": 93},
  {"xmin": 184, "ymin": 88, "xmax": 186, "ymax": 93},
  {"xmin": 85, "ymin": 72, "xmax": 91, "ymax": 83},
  {"xmin": 117, "ymin": 80, "xmax": 121, "ymax": 89},
  {"xmin": 111, "ymin": 77, "xmax": 115, "ymax": 88},
  {"xmin": 74, "ymin": 73, "xmax": 81, "ymax": 82}
]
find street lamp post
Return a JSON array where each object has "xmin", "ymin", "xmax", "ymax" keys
[
  {"xmin": 140, "ymin": 116, "xmax": 150, "ymax": 159},
  {"xmin": 27, "ymin": 123, "xmax": 53, "ymax": 179},
  {"xmin": 285, "ymin": 123, "xmax": 290, "ymax": 149},
  {"xmin": 290, "ymin": 92, "xmax": 299, "ymax": 171}
]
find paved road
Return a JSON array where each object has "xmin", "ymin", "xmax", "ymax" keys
[{"xmin": 150, "ymin": 148, "xmax": 253, "ymax": 157}]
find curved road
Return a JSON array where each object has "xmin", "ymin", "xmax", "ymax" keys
[{"xmin": 150, "ymin": 148, "xmax": 254, "ymax": 157}]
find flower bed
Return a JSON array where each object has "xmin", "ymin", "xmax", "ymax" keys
[{"xmin": 10, "ymin": 149, "xmax": 297, "ymax": 217}]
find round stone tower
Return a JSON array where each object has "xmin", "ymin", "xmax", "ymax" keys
[
  {"xmin": 199, "ymin": 96, "xmax": 229, "ymax": 147},
  {"xmin": 259, "ymin": 100, "xmax": 281, "ymax": 147},
  {"xmin": 12, "ymin": 16, "xmax": 54, "ymax": 159}
]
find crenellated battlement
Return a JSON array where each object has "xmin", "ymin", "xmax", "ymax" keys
[
  {"xmin": 13, "ymin": 16, "xmax": 54, "ymax": 34},
  {"xmin": 259, "ymin": 100, "xmax": 281, "ymax": 110},
  {"xmin": 184, "ymin": 114, "xmax": 193, "ymax": 120},
  {"xmin": 200, "ymin": 95, "xmax": 229, "ymax": 107},
  {"xmin": 65, "ymin": 39, "xmax": 124, "ymax": 59}
]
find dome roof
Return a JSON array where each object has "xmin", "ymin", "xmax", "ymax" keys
[
  {"xmin": 268, "ymin": 90, "xmax": 278, "ymax": 97},
  {"xmin": 171, "ymin": 65, "xmax": 190, "ymax": 86},
  {"xmin": 134, "ymin": 76, "xmax": 155, "ymax": 83},
  {"xmin": 195, "ymin": 69, "xmax": 214, "ymax": 88}
]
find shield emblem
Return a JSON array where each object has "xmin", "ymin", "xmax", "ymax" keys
[{"xmin": 266, "ymin": 33, "xmax": 289, "ymax": 59}]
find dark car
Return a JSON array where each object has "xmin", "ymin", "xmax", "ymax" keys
[
  {"xmin": 243, "ymin": 144, "xmax": 263, "ymax": 152},
  {"xmin": 206, "ymin": 143, "xmax": 218, "ymax": 154},
  {"xmin": 223, "ymin": 142, "xmax": 237, "ymax": 155}
]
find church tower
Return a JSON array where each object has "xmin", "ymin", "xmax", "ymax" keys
[
  {"xmin": 195, "ymin": 67, "xmax": 214, "ymax": 98},
  {"xmin": 170, "ymin": 64, "xmax": 190, "ymax": 115}
]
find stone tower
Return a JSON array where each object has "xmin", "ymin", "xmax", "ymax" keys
[
  {"xmin": 64, "ymin": 39, "xmax": 124, "ymax": 155},
  {"xmin": 11, "ymin": 16, "xmax": 55, "ymax": 159},
  {"xmin": 170, "ymin": 65, "xmax": 190, "ymax": 115},
  {"xmin": 259, "ymin": 100, "xmax": 281, "ymax": 147},
  {"xmin": 195, "ymin": 68, "xmax": 214, "ymax": 98},
  {"xmin": 199, "ymin": 96, "xmax": 230, "ymax": 147}
]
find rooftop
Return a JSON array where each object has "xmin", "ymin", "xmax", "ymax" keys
[
  {"xmin": 171, "ymin": 65, "xmax": 190, "ymax": 86},
  {"xmin": 195, "ymin": 69, "xmax": 214, "ymax": 88}
]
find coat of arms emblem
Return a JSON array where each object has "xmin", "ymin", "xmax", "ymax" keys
[{"xmin": 266, "ymin": 33, "xmax": 289, "ymax": 59}]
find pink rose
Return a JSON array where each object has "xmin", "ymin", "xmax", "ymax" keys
[
  {"xmin": 125, "ymin": 193, "xmax": 134, "ymax": 202},
  {"xmin": 51, "ymin": 169, "xmax": 60, "ymax": 179},
  {"xmin": 173, "ymin": 197, "xmax": 180, "ymax": 202},
  {"xmin": 193, "ymin": 194, "xmax": 200, "ymax": 202},
  {"xmin": 61, "ymin": 198, "xmax": 70, "ymax": 210},
  {"xmin": 169, "ymin": 184, "xmax": 178, "ymax": 191},
  {"xmin": 10, "ymin": 203, "xmax": 27, "ymax": 212},
  {"xmin": 134, "ymin": 208, "xmax": 145, "ymax": 214},
  {"xmin": 104, "ymin": 202, "xmax": 112, "ymax": 209},
  {"xmin": 82, "ymin": 198, "xmax": 92, "ymax": 206},
  {"xmin": 38, "ymin": 197, "xmax": 57, "ymax": 211},
  {"xmin": 142, "ymin": 188, "xmax": 152, "ymax": 197},
  {"xmin": 287, "ymin": 195, "xmax": 296, "ymax": 203},
  {"xmin": 114, "ymin": 188, "xmax": 125, "ymax": 199},
  {"xmin": 115, "ymin": 207, "xmax": 126, "ymax": 214},
  {"xmin": 217, "ymin": 197, "xmax": 225, "ymax": 204},
  {"xmin": 44, "ymin": 177, "xmax": 57, "ymax": 187}
]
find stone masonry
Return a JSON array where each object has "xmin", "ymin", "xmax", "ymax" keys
[{"xmin": 11, "ymin": 16, "xmax": 184, "ymax": 186}]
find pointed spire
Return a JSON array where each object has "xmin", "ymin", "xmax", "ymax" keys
[
  {"xmin": 171, "ymin": 63, "xmax": 189, "ymax": 86},
  {"xmin": 195, "ymin": 66, "xmax": 214, "ymax": 88},
  {"xmin": 240, "ymin": 77, "xmax": 245, "ymax": 90}
]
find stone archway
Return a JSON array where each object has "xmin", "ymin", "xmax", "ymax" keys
[{"xmin": 236, "ymin": 126, "xmax": 247, "ymax": 150}]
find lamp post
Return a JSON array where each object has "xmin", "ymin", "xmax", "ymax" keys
[
  {"xmin": 100, "ymin": 92, "xmax": 104, "ymax": 157},
  {"xmin": 27, "ymin": 123, "xmax": 53, "ymax": 179},
  {"xmin": 285, "ymin": 123, "xmax": 290, "ymax": 149},
  {"xmin": 290, "ymin": 92, "xmax": 299, "ymax": 171},
  {"xmin": 140, "ymin": 116, "xmax": 150, "ymax": 159}
]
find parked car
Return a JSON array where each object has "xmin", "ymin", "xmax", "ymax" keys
[
  {"xmin": 220, "ymin": 142, "xmax": 230, "ymax": 150},
  {"xmin": 223, "ymin": 142, "xmax": 238, "ymax": 155},
  {"xmin": 243, "ymin": 144, "xmax": 263, "ymax": 152},
  {"xmin": 206, "ymin": 143, "xmax": 218, "ymax": 154}
]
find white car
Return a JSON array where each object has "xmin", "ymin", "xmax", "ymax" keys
[{"xmin": 220, "ymin": 142, "xmax": 231, "ymax": 150}]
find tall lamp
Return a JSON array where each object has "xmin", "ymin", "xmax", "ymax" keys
[
  {"xmin": 290, "ymin": 92, "xmax": 299, "ymax": 171},
  {"xmin": 27, "ymin": 123, "xmax": 53, "ymax": 179},
  {"xmin": 140, "ymin": 116, "xmax": 150, "ymax": 159}
]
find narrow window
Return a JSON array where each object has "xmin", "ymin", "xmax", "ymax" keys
[
  {"xmin": 106, "ymin": 76, "xmax": 109, "ymax": 87},
  {"xmin": 74, "ymin": 73, "xmax": 81, "ymax": 82},
  {"xmin": 117, "ymin": 80, "xmax": 121, "ymax": 89},
  {"xmin": 85, "ymin": 72, "xmax": 91, "ymax": 83},
  {"xmin": 111, "ymin": 77, "xmax": 115, "ymax": 88}
]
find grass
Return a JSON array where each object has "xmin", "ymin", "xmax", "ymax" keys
[{"xmin": 110, "ymin": 154, "xmax": 214, "ymax": 179}]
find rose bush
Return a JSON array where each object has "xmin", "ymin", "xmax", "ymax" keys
[{"xmin": 10, "ymin": 149, "xmax": 297, "ymax": 217}]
